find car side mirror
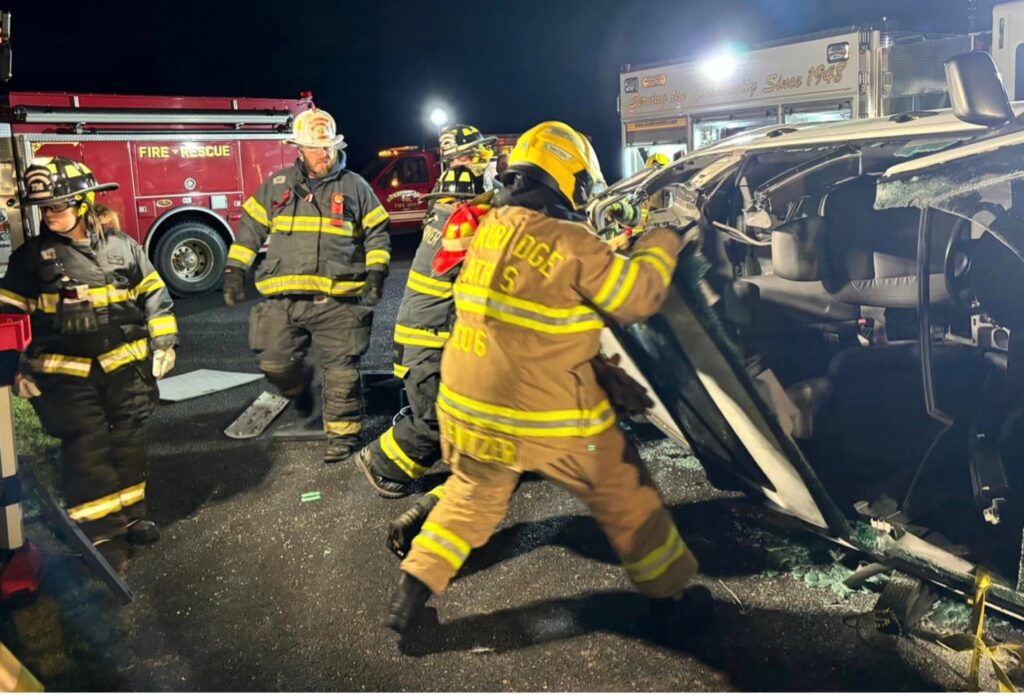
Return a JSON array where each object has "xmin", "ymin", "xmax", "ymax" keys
[{"xmin": 945, "ymin": 52, "xmax": 1014, "ymax": 128}]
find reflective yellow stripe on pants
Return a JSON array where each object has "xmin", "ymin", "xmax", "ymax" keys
[
  {"xmin": 0, "ymin": 641, "xmax": 43, "ymax": 692},
  {"xmin": 624, "ymin": 525, "xmax": 688, "ymax": 585},
  {"xmin": 380, "ymin": 426, "xmax": 430, "ymax": 479},
  {"xmin": 412, "ymin": 521, "xmax": 470, "ymax": 571},
  {"xmin": 67, "ymin": 482, "xmax": 146, "ymax": 522}
]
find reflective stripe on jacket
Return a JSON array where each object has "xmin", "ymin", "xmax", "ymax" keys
[
  {"xmin": 439, "ymin": 205, "xmax": 682, "ymax": 452},
  {"xmin": 227, "ymin": 160, "xmax": 390, "ymax": 298},
  {"xmin": 392, "ymin": 202, "xmax": 458, "ymax": 376},
  {"xmin": 0, "ymin": 228, "xmax": 176, "ymax": 377}
]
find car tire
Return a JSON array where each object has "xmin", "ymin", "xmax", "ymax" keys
[{"xmin": 153, "ymin": 220, "xmax": 227, "ymax": 296}]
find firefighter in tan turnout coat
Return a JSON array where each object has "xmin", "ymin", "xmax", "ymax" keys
[{"xmin": 385, "ymin": 122, "xmax": 709, "ymax": 635}]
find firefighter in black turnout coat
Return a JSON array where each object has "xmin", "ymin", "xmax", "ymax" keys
[
  {"xmin": 223, "ymin": 108, "xmax": 391, "ymax": 462},
  {"xmin": 1, "ymin": 157, "xmax": 177, "ymax": 551}
]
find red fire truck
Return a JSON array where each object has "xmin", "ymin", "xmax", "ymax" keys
[
  {"xmin": 362, "ymin": 134, "xmax": 520, "ymax": 231},
  {"xmin": 0, "ymin": 91, "xmax": 310, "ymax": 295}
]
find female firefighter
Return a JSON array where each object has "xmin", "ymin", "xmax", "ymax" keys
[{"xmin": 0, "ymin": 157, "xmax": 178, "ymax": 562}]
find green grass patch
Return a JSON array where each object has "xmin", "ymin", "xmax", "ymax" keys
[{"xmin": 12, "ymin": 397, "xmax": 59, "ymax": 459}]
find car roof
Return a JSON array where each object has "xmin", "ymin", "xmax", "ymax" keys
[{"xmin": 690, "ymin": 103, "xmax": 1024, "ymax": 158}]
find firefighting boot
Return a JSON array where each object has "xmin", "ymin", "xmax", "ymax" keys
[
  {"xmin": 126, "ymin": 519, "xmax": 160, "ymax": 545},
  {"xmin": 323, "ymin": 438, "xmax": 355, "ymax": 464},
  {"xmin": 385, "ymin": 571, "xmax": 433, "ymax": 634},
  {"xmin": 649, "ymin": 585, "xmax": 714, "ymax": 644},
  {"xmin": 351, "ymin": 446, "xmax": 412, "ymax": 498},
  {"xmin": 387, "ymin": 492, "xmax": 440, "ymax": 558}
]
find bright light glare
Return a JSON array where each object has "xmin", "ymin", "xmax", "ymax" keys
[
  {"xmin": 702, "ymin": 51, "xmax": 738, "ymax": 80},
  {"xmin": 429, "ymin": 107, "xmax": 450, "ymax": 128}
]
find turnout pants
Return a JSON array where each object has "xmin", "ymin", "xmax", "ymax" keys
[
  {"xmin": 250, "ymin": 296, "xmax": 373, "ymax": 444},
  {"xmin": 31, "ymin": 361, "xmax": 159, "ymax": 541},
  {"xmin": 367, "ymin": 349, "xmax": 442, "ymax": 483},
  {"xmin": 401, "ymin": 419, "xmax": 698, "ymax": 598}
]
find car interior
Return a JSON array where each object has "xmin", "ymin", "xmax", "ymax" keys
[{"xmin": 678, "ymin": 139, "xmax": 1024, "ymax": 582}]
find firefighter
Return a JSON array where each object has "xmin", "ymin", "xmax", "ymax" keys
[
  {"xmin": 0, "ymin": 157, "xmax": 177, "ymax": 557},
  {"xmin": 384, "ymin": 122, "xmax": 710, "ymax": 636},
  {"xmin": 222, "ymin": 108, "xmax": 390, "ymax": 463},
  {"xmin": 346, "ymin": 125, "xmax": 495, "ymax": 498}
]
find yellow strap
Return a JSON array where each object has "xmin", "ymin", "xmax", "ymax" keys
[
  {"xmin": 937, "ymin": 569, "xmax": 1019, "ymax": 692},
  {"xmin": 147, "ymin": 315, "xmax": 178, "ymax": 338},
  {"xmin": 228, "ymin": 244, "xmax": 257, "ymax": 267}
]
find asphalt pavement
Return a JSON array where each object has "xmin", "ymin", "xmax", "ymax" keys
[{"xmin": 3, "ymin": 234, "xmax": 1014, "ymax": 691}]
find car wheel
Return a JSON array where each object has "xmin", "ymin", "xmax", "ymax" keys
[{"xmin": 154, "ymin": 220, "xmax": 227, "ymax": 296}]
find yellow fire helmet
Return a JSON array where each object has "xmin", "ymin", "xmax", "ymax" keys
[
  {"xmin": 504, "ymin": 121, "xmax": 604, "ymax": 210},
  {"xmin": 646, "ymin": 152, "xmax": 670, "ymax": 168},
  {"xmin": 287, "ymin": 108, "xmax": 346, "ymax": 149}
]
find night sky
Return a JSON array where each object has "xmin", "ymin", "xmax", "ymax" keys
[{"xmin": 3, "ymin": 0, "xmax": 997, "ymax": 179}]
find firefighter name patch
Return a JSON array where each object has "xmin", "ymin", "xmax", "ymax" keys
[
  {"xmin": 40, "ymin": 248, "xmax": 56, "ymax": 261},
  {"xmin": 273, "ymin": 175, "xmax": 286, "ymax": 184}
]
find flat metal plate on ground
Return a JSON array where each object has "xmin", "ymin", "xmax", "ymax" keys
[
  {"xmin": 159, "ymin": 369, "xmax": 264, "ymax": 403},
  {"xmin": 271, "ymin": 416, "xmax": 327, "ymax": 442},
  {"xmin": 224, "ymin": 391, "xmax": 290, "ymax": 439}
]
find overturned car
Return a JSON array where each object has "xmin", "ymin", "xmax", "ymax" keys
[{"xmin": 593, "ymin": 53, "xmax": 1024, "ymax": 620}]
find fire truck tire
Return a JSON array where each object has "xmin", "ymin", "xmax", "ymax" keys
[{"xmin": 153, "ymin": 221, "xmax": 228, "ymax": 296}]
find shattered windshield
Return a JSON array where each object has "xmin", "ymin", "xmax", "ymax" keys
[{"xmin": 877, "ymin": 139, "xmax": 1024, "ymax": 265}]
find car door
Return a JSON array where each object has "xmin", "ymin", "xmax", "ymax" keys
[{"xmin": 599, "ymin": 153, "xmax": 850, "ymax": 538}]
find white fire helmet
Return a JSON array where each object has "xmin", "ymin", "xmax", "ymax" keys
[{"xmin": 286, "ymin": 108, "xmax": 346, "ymax": 150}]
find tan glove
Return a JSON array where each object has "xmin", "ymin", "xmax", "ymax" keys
[
  {"xmin": 591, "ymin": 353, "xmax": 653, "ymax": 418},
  {"xmin": 152, "ymin": 347, "xmax": 176, "ymax": 379},
  {"xmin": 14, "ymin": 372, "xmax": 41, "ymax": 399}
]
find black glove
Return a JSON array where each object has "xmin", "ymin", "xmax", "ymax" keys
[
  {"xmin": 223, "ymin": 267, "xmax": 245, "ymax": 307},
  {"xmin": 591, "ymin": 353, "xmax": 654, "ymax": 418},
  {"xmin": 361, "ymin": 270, "xmax": 385, "ymax": 307}
]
